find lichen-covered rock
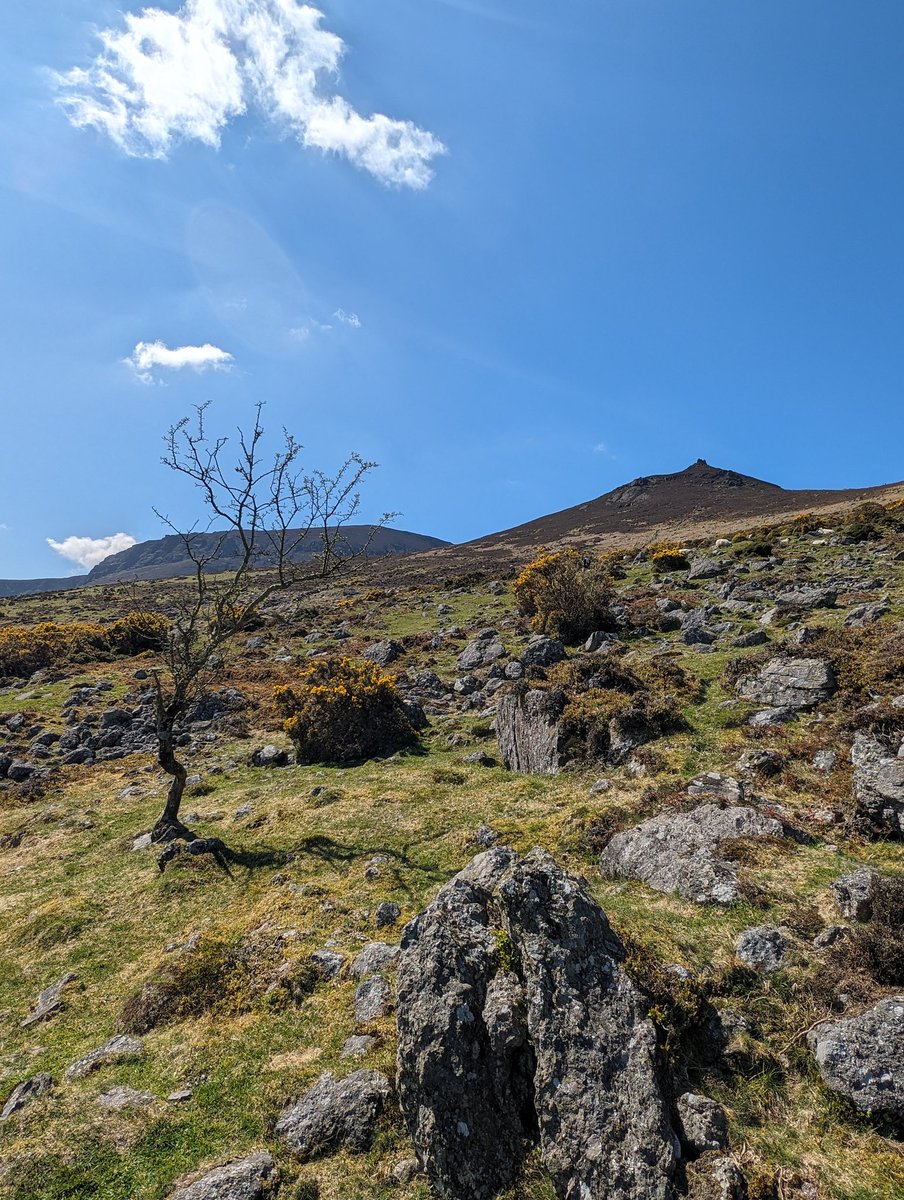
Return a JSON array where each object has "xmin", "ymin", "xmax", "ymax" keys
[
  {"xmin": 275, "ymin": 1070, "xmax": 391, "ymax": 1160},
  {"xmin": 686, "ymin": 1152, "xmax": 748, "ymax": 1200},
  {"xmin": 396, "ymin": 847, "xmax": 678, "ymax": 1200},
  {"xmin": 851, "ymin": 735, "xmax": 904, "ymax": 835},
  {"xmin": 496, "ymin": 689, "xmax": 565, "ymax": 775},
  {"xmin": 363, "ymin": 640, "xmax": 404, "ymax": 667},
  {"xmin": 457, "ymin": 630, "xmax": 506, "ymax": 671},
  {"xmin": 832, "ymin": 868, "xmax": 879, "ymax": 922},
  {"xmin": 735, "ymin": 925, "xmax": 789, "ymax": 974},
  {"xmin": 0, "ymin": 1073, "xmax": 53, "ymax": 1121},
  {"xmin": 354, "ymin": 976, "xmax": 393, "ymax": 1022},
  {"xmin": 169, "ymin": 1152, "xmax": 277, "ymax": 1200},
  {"xmin": 21, "ymin": 972, "xmax": 79, "ymax": 1028},
  {"xmin": 736, "ymin": 656, "xmax": 835, "ymax": 710},
  {"xmin": 598, "ymin": 804, "xmax": 783, "ymax": 905},
  {"xmin": 675, "ymin": 1093, "xmax": 729, "ymax": 1156},
  {"xmin": 807, "ymin": 996, "xmax": 904, "ymax": 1118},
  {"xmin": 497, "ymin": 851, "xmax": 677, "ymax": 1200},
  {"xmin": 349, "ymin": 942, "xmax": 400, "ymax": 980},
  {"xmin": 520, "ymin": 634, "xmax": 566, "ymax": 667}
]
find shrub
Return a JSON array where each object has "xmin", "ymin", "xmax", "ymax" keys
[
  {"xmin": 513, "ymin": 549, "xmax": 615, "ymax": 642},
  {"xmin": 648, "ymin": 543, "xmax": 689, "ymax": 572},
  {"xmin": 274, "ymin": 657, "xmax": 419, "ymax": 764},
  {"xmin": 0, "ymin": 610, "xmax": 169, "ymax": 679}
]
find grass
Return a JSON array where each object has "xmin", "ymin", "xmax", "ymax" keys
[{"xmin": 1, "ymin": 537, "xmax": 904, "ymax": 1198}]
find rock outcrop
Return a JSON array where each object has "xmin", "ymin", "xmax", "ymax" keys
[
  {"xmin": 396, "ymin": 848, "xmax": 678, "ymax": 1200},
  {"xmin": 850, "ymin": 734, "xmax": 904, "ymax": 836},
  {"xmin": 496, "ymin": 689, "xmax": 566, "ymax": 775},
  {"xmin": 736, "ymin": 656, "xmax": 835, "ymax": 710},
  {"xmin": 169, "ymin": 1152, "xmax": 277, "ymax": 1200},
  {"xmin": 598, "ymin": 804, "xmax": 784, "ymax": 905}
]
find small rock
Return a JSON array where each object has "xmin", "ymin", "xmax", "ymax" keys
[
  {"xmin": 475, "ymin": 823, "xmax": 499, "ymax": 847},
  {"xmin": 813, "ymin": 749, "xmax": 838, "ymax": 774},
  {"xmin": 687, "ymin": 772, "xmax": 744, "ymax": 804},
  {"xmin": 21, "ymin": 973, "xmax": 79, "ymax": 1028},
  {"xmin": 735, "ymin": 925, "xmax": 789, "ymax": 974},
  {"xmin": 832, "ymin": 868, "xmax": 878, "ymax": 922},
  {"xmin": 363, "ymin": 640, "xmax": 404, "ymax": 667},
  {"xmin": 392, "ymin": 1159, "xmax": 422, "ymax": 1185},
  {"xmin": 808, "ymin": 996, "xmax": 904, "ymax": 1119},
  {"xmin": 375, "ymin": 901, "xmax": 401, "ymax": 928},
  {"xmin": 170, "ymin": 1152, "xmax": 277, "ymax": 1200},
  {"xmin": 250, "ymin": 744, "xmax": 289, "ymax": 768},
  {"xmin": 97, "ymin": 1086, "xmax": 156, "ymax": 1110},
  {"xmin": 354, "ymin": 976, "xmax": 393, "ymax": 1022},
  {"xmin": 341, "ymin": 1035, "xmax": 377, "ymax": 1059},
  {"xmin": 1, "ymin": 1073, "xmax": 53, "ymax": 1121},
  {"xmin": 65, "ymin": 1034, "xmax": 143, "ymax": 1081},
  {"xmin": 275, "ymin": 1070, "xmax": 391, "ymax": 1159},
  {"xmin": 311, "ymin": 950, "xmax": 345, "ymax": 979},
  {"xmin": 675, "ymin": 1093, "xmax": 729, "ymax": 1156},
  {"xmin": 350, "ymin": 942, "xmax": 400, "ymax": 980},
  {"xmin": 588, "ymin": 778, "xmax": 610, "ymax": 794}
]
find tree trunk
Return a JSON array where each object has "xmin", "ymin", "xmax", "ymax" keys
[{"xmin": 152, "ymin": 724, "xmax": 192, "ymax": 842}]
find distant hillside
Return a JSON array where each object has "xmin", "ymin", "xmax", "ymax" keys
[
  {"xmin": 373, "ymin": 460, "xmax": 904, "ymax": 583},
  {"xmin": 0, "ymin": 526, "xmax": 450, "ymax": 598}
]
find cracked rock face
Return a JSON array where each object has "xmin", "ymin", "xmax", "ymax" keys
[
  {"xmin": 598, "ymin": 804, "xmax": 784, "ymax": 905},
  {"xmin": 850, "ymin": 735, "xmax": 904, "ymax": 836},
  {"xmin": 396, "ymin": 848, "xmax": 677, "ymax": 1200},
  {"xmin": 496, "ymin": 689, "xmax": 566, "ymax": 775}
]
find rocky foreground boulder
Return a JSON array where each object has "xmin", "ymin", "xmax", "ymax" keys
[
  {"xmin": 851, "ymin": 734, "xmax": 904, "ymax": 836},
  {"xmin": 169, "ymin": 1152, "xmax": 277, "ymax": 1200},
  {"xmin": 396, "ymin": 848, "xmax": 679, "ymax": 1200},
  {"xmin": 598, "ymin": 804, "xmax": 784, "ymax": 904},
  {"xmin": 496, "ymin": 689, "xmax": 566, "ymax": 775},
  {"xmin": 807, "ymin": 996, "xmax": 904, "ymax": 1119}
]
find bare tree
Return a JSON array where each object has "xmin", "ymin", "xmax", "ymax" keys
[{"xmin": 148, "ymin": 402, "xmax": 390, "ymax": 843}]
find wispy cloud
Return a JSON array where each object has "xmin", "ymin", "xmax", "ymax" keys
[
  {"xmin": 46, "ymin": 532, "xmax": 137, "ymax": 570},
  {"xmin": 593, "ymin": 441, "xmax": 615, "ymax": 458},
  {"xmin": 125, "ymin": 340, "xmax": 233, "ymax": 383},
  {"xmin": 53, "ymin": 0, "xmax": 445, "ymax": 188},
  {"xmin": 334, "ymin": 308, "xmax": 362, "ymax": 328}
]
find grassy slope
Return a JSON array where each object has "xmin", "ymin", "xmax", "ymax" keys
[{"xmin": 1, "ymin": 537, "xmax": 903, "ymax": 1200}]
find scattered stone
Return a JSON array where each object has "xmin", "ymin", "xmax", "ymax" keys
[
  {"xmin": 736, "ymin": 748, "xmax": 782, "ymax": 778},
  {"xmin": 65, "ymin": 1034, "xmax": 144, "ymax": 1081},
  {"xmin": 688, "ymin": 772, "xmax": 744, "ymax": 804},
  {"xmin": 249, "ymin": 744, "xmax": 289, "ymax": 768},
  {"xmin": 584, "ymin": 630, "xmax": 619, "ymax": 652},
  {"xmin": 457, "ymin": 631, "xmax": 506, "ymax": 672},
  {"xmin": 275, "ymin": 1070, "xmax": 391, "ymax": 1159},
  {"xmin": 832, "ymin": 869, "xmax": 878, "ymax": 922},
  {"xmin": 462, "ymin": 751, "xmax": 496, "ymax": 767},
  {"xmin": 350, "ymin": 942, "xmax": 400, "ymax": 980},
  {"xmin": 688, "ymin": 557, "xmax": 726, "ymax": 580},
  {"xmin": 686, "ymin": 1153, "xmax": 748, "ymax": 1200},
  {"xmin": 814, "ymin": 925, "xmax": 850, "ymax": 949},
  {"xmin": 475, "ymin": 823, "xmax": 499, "ymax": 847},
  {"xmin": 851, "ymin": 734, "xmax": 904, "ymax": 835},
  {"xmin": 732, "ymin": 630, "xmax": 769, "ymax": 648},
  {"xmin": 737, "ymin": 656, "xmax": 836, "ymax": 710},
  {"xmin": 1, "ymin": 1073, "xmax": 53, "ymax": 1121},
  {"xmin": 167, "ymin": 1089, "xmax": 194, "ymax": 1103},
  {"xmin": 813, "ymin": 749, "xmax": 838, "ymax": 774},
  {"xmin": 363, "ymin": 640, "xmax": 404, "ymax": 667},
  {"xmin": 392, "ymin": 1159, "xmax": 422, "ymax": 1184},
  {"xmin": 375, "ymin": 901, "xmax": 401, "ymax": 928},
  {"xmin": 588, "ymin": 778, "xmax": 610, "ymax": 794},
  {"xmin": 311, "ymin": 950, "xmax": 345, "ymax": 980},
  {"xmin": 21, "ymin": 972, "xmax": 79, "ymax": 1028},
  {"xmin": 354, "ymin": 976, "xmax": 393, "ymax": 1022},
  {"xmin": 735, "ymin": 925, "xmax": 789, "ymax": 973},
  {"xmin": 748, "ymin": 706, "xmax": 798, "ymax": 727},
  {"xmin": 97, "ymin": 1086, "xmax": 156, "ymax": 1110},
  {"xmin": 675, "ymin": 1093, "xmax": 729, "ymax": 1156},
  {"xmin": 132, "ymin": 832, "xmax": 153, "ymax": 851},
  {"xmin": 599, "ymin": 804, "xmax": 784, "ymax": 905},
  {"xmin": 341, "ymin": 1035, "xmax": 377, "ymax": 1059},
  {"xmin": 520, "ymin": 634, "xmax": 566, "ymax": 667},
  {"xmin": 169, "ymin": 1152, "xmax": 277, "ymax": 1200},
  {"xmin": 845, "ymin": 601, "xmax": 891, "ymax": 628},
  {"xmin": 808, "ymin": 996, "xmax": 904, "ymax": 1119}
]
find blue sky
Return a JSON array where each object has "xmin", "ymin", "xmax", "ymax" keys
[{"xmin": 1, "ymin": 0, "xmax": 903, "ymax": 577}]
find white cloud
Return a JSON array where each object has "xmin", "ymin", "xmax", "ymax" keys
[
  {"xmin": 125, "ymin": 339, "xmax": 233, "ymax": 383},
  {"xmin": 593, "ymin": 441, "xmax": 615, "ymax": 458},
  {"xmin": 54, "ymin": 0, "xmax": 445, "ymax": 188},
  {"xmin": 46, "ymin": 532, "xmax": 138, "ymax": 570},
  {"xmin": 334, "ymin": 308, "xmax": 361, "ymax": 328}
]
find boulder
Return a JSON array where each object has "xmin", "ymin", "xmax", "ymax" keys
[
  {"xmin": 688, "ymin": 773, "xmax": 745, "ymax": 804},
  {"xmin": 169, "ymin": 1152, "xmax": 277, "ymax": 1200},
  {"xmin": 396, "ymin": 847, "xmax": 677, "ymax": 1200},
  {"xmin": 310, "ymin": 950, "xmax": 345, "ymax": 980},
  {"xmin": 688, "ymin": 558, "xmax": 726, "ymax": 580},
  {"xmin": 832, "ymin": 868, "xmax": 878, "ymax": 922},
  {"xmin": 354, "ymin": 976, "xmax": 393, "ymax": 1022},
  {"xmin": 249, "ymin": 744, "xmax": 289, "ymax": 768},
  {"xmin": 349, "ymin": 942, "xmax": 400, "ymax": 980},
  {"xmin": 599, "ymin": 804, "xmax": 784, "ymax": 905},
  {"xmin": 496, "ymin": 689, "xmax": 566, "ymax": 775},
  {"xmin": 457, "ymin": 631, "xmax": 506, "ymax": 672},
  {"xmin": 21, "ymin": 972, "xmax": 79, "ymax": 1028},
  {"xmin": 736, "ymin": 656, "xmax": 835, "ymax": 710},
  {"xmin": 275, "ymin": 1069, "xmax": 391, "ymax": 1159},
  {"xmin": 1, "ymin": 1073, "xmax": 53, "ymax": 1121},
  {"xmin": 735, "ymin": 925, "xmax": 789, "ymax": 974},
  {"xmin": 807, "ymin": 996, "xmax": 904, "ymax": 1119}
]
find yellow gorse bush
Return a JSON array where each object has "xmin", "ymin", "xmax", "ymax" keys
[
  {"xmin": 0, "ymin": 610, "xmax": 169, "ymax": 679},
  {"xmin": 513, "ymin": 548, "xmax": 615, "ymax": 642},
  {"xmin": 647, "ymin": 542, "xmax": 689, "ymax": 572}
]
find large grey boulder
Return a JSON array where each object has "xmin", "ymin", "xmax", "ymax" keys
[
  {"xmin": 599, "ymin": 804, "xmax": 784, "ymax": 905},
  {"xmin": 363, "ymin": 639, "xmax": 404, "ymax": 667},
  {"xmin": 396, "ymin": 848, "xmax": 677, "ymax": 1200},
  {"xmin": 520, "ymin": 634, "xmax": 566, "ymax": 667},
  {"xmin": 496, "ymin": 689, "xmax": 566, "ymax": 775},
  {"xmin": 808, "ymin": 997, "xmax": 904, "ymax": 1119},
  {"xmin": 851, "ymin": 734, "xmax": 904, "ymax": 835},
  {"xmin": 169, "ymin": 1152, "xmax": 277, "ymax": 1200},
  {"xmin": 736, "ymin": 656, "xmax": 835, "ymax": 710},
  {"xmin": 276, "ymin": 1070, "xmax": 391, "ymax": 1160}
]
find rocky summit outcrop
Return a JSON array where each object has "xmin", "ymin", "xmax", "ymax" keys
[
  {"xmin": 496, "ymin": 689, "xmax": 566, "ymax": 775},
  {"xmin": 736, "ymin": 656, "xmax": 835, "ymax": 710},
  {"xmin": 598, "ymin": 804, "xmax": 784, "ymax": 905},
  {"xmin": 396, "ymin": 848, "xmax": 678, "ymax": 1200},
  {"xmin": 807, "ymin": 996, "xmax": 904, "ymax": 1119}
]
